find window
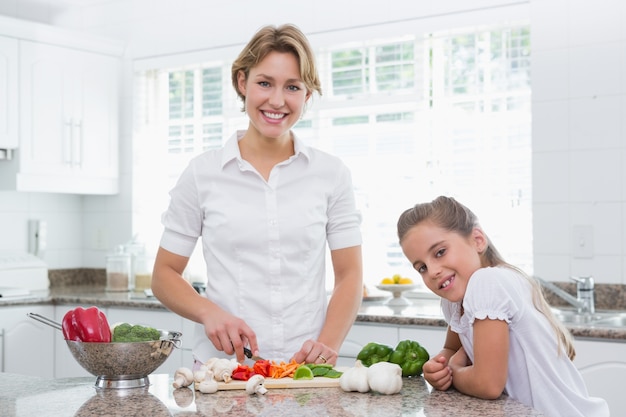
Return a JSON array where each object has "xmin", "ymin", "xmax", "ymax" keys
[{"xmin": 134, "ymin": 22, "xmax": 532, "ymax": 288}]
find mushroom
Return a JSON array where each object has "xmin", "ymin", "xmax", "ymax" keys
[
  {"xmin": 245, "ymin": 374, "xmax": 268, "ymax": 395},
  {"xmin": 212, "ymin": 358, "xmax": 237, "ymax": 383},
  {"xmin": 194, "ymin": 367, "xmax": 208, "ymax": 386},
  {"xmin": 198, "ymin": 378, "xmax": 219, "ymax": 394},
  {"xmin": 173, "ymin": 367, "xmax": 194, "ymax": 388}
]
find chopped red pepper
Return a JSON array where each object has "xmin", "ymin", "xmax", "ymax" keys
[
  {"xmin": 62, "ymin": 306, "xmax": 111, "ymax": 343},
  {"xmin": 231, "ymin": 364, "xmax": 254, "ymax": 381},
  {"xmin": 253, "ymin": 360, "xmax": 271, "ymax": 377}
]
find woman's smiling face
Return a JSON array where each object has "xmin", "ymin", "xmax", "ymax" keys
[
  {"xmin": 237, "ymin": 51, "xmax": 310, "ymax": 141},
  {"xmin": 400, "ymin": 220, "xmax": 486, "ymax": 302}
]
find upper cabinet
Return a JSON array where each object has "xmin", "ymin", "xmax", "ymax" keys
[
  {"xmin": 0, "ymin": 35, "xmax": 18, "ymax": 158},
  {"xmin": 18, "ymin": 41, "xmax": 119, "ymax": 194},
  {"xmin": 0, "ymin": 15, "xmax": 124, "ymax": 194}
]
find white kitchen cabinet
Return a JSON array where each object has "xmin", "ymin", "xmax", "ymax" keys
[
  {"xmin": 398, "ymin": 325, "xmax": 447, "ymax": 358},
  {"xmin": 337, "ymin": 323, "xmax": 398, "ymax": 367},
  {"xmin": 573, "ymin": 339, "xmax": 626, "ymax": 416},
  {"xmin": 0, "ymin": 35, "xmax": 18, "ymax": 156},
  {"xmin": 106, "ymin": 307, "xmax": 185, "ymax": 376},
  {"xmin": 13, "ymin": 40, "xmax": 119, "ymax": 194},
  {"xmin": 0, "ymin": 305, "xmax": 54, "ymax": 377}
]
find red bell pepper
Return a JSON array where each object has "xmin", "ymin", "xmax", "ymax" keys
[
  {"xmin": 232, "ymin": 364, "xmax": 254, "ymax": 381},
  {"xmin": 62, "ymin": 306, "xmax": 112, "ymax": 343},
  {"xmin": 253, "ymin": 360, "xmax": 271, "ymax": 378}
]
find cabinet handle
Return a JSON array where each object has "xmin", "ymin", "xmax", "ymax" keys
[
  {"xmin": 63, "ymin": 118, "xmax": 73, "ymax": 165},
  {"xmin": 73, "ymin": 119, "xmax": 83, "ymax": 167}
]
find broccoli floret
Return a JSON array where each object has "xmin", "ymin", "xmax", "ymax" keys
[{"xmin": 112, "ymin": 323, "xmax": 161, "ymax": 342}]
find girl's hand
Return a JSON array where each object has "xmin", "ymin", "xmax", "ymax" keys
[
  {"xmin": 291, "ymin": 339, "xmax": 338, "ymax": 365},
  {"xmin": 423, "ymin": 354, "xmax": 453, "ymax": 391},
  {"xmin": 200, "ymin": 306, "xmax": 258, "ymax": 363}
]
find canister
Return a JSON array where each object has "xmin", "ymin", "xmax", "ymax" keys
[
  {"xmin": 133, "ymin": 254, "xmax": 154, "ymax": 292},
  {"xmin": 106, "ymin": 246, "xmax": 131, "ymax": 292}
]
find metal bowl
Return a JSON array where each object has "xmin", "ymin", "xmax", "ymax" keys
[{"xmin": 65, "ymin": 329, "xmax": 182, "ymax": 389}]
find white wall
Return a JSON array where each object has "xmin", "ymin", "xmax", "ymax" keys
[
  {"xmin": 0, "ymin": 0, "xmax": 625, "ymax": 284},
  {"xmin": 530, "ymin": 0, "xmax": 626, "ymax": 283}
]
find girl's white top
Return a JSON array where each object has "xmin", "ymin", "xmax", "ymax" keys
[
  {"xmin": 442, "ymin": 266, "xmax": 609, "ymax": 417},
  {"xmin": 160, "ymin": 131, "xmax": 362, "ymax": 363}
]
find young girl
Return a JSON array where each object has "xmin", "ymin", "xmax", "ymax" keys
[{"xmin": 397, "ymin": 196, "xmax": 608, "ymax": 417}]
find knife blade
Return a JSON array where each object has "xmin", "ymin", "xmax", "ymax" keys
[{"xmin": 243, "ymin": 347, "xmax": 265, "ymax": 361}]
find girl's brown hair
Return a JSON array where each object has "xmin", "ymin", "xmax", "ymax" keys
[
  {"xmin": 231, "ymin": 24, "xmax": 322, "ymax": 111},
  {"xmin": 397, "ymin": 196, "xmax": 576, "ymax": 360}
]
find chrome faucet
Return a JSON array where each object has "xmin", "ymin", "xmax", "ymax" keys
[{"xmin": 534, "ymin": 276, "xmax": 595, "ymax": 314}]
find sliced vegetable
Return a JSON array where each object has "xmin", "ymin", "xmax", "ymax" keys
[
  {"xmin": 323, "ymin": 369, "xmax": 343, "ymax": 378},
  {"xmin": 62, "ymin": 306, "xmax": 111, "ymax": 343},
  {"xmin": 270, "ymin": 359, "xmax": 302, "ymax": 379},
  {"xmin": 232, "ymin": 364, "xmax": 254, "ymax": 381},
  {"xmin": 293, "ymin": 365, "xmax": 314, "ymax": 380},
  {"xmin": 253, "ymin": 359, "xmax": 271, "ymax": 377}
]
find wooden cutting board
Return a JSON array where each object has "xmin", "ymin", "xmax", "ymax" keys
[{"xmin": 210, "ymin": 376, "xmax": 341, "ymax": 391}]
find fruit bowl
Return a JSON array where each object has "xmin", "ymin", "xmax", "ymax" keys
[
  {"xmin": 375, "ymin": 284, "xmax": 419, "ymax": 306},
  {"xmin": 66, "ymin": 329, "xmax": 182, "ymax": 389}
]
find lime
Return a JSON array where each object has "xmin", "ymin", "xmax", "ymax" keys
[{"xmin": 293, "ymin": 365, "xmax": 314, "ymax": 380}]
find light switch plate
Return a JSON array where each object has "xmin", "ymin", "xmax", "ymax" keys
[{"xmin": 572, "ymin": 225, "xmax": 593, "ymax": 258}]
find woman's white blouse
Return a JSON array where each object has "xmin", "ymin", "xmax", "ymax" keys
[{"xmin": 160, "ymin": 131, "xmax": 362, "ymax": 362}]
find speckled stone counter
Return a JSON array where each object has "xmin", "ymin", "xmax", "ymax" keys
[{"xmin": 0, "ymin": 372, "xmax": 544, "ymax": 416}]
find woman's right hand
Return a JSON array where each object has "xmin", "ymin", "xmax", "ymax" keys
[
  {"xmin": 422, "ymin": 354, "xmax": 453, "ymax": 391},
  {"xmin": 200, "ymin": 305, "xmax": 259, "ymax": 363}
]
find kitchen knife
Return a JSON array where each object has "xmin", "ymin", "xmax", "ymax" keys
[{"xmin": 243, "ymin": 347, "xmax": 265, "ymax": 361}]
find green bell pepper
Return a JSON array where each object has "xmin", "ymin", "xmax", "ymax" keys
[
  {"xmin": 356, "ymin": 342, "xmax": 394, "ymax": 367},
  {"xmin": 389, "ymin": 339, "xmax": 430, "ymax": 377}
]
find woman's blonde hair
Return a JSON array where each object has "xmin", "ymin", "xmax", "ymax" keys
[
  {"xmin": 397, "ymin": 196, "xmax": 576, "ymax": 360},
  {"xmin": 231, "ymin": 24, "xmax": 322, "ymax": 111}
]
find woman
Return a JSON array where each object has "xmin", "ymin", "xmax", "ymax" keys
[
  {"xmin": 397, "ymin": 196, "xmax": 608, "ymax": 417},
  {"xmin": 152, "ymin": 24, "xmax": 363, "ymax": 367}
]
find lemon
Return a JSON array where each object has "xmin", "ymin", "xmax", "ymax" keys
[
  {"xmin": 381, "ymin": 277, "xmax": 394, "ymax": 284},
  {"xmin": 399, "ymin": 277, "xmax": 413, "ymax": 284},
  {"xmin": 293, "ymin": 365, "xmax": 314, "ymax": 380}
]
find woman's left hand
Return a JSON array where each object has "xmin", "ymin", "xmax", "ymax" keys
[{"xmin": 291, "ymin": 339, "xmax": 338, "ymax": 365}]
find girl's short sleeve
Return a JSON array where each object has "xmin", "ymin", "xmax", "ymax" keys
[{"xmin": 463, "ymin": 267, "xmax": 526, "ymax": 325}]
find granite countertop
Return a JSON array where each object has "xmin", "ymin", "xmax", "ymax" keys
[
  {"xmin": 0, "ymin": 372, "xmax": 543, "ymax": 417},
  {"xmin": 2, "ymin": 284, "xmax": 626, "ymax": 341}
]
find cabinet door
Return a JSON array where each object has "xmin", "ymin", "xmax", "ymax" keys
[
  {"xmin": 18, "ymin": 40, "xmax": 119, "ymax": 194},
  {"xmin": 20, "ymin": 41, "xmax": 75, "ymax": 177},
  {"xmin": 398, "ymin": 326, "xmax": 447, "ymax": 358},
  {"xmin": 573, "ymin": 339, "xmax": 626, "ymax": 417},
  {"xmin": 1, "ymin": 305, "xmax": 54, "ymax": 377},
  {"xmin": 0, "ymin": 35, "xmax": 18, "ymax": 150},
  {"xmin": 338, "ymin": 324, "xmax": 398, "ymax": 367},
  {"xmin": 106, "ymin": 308, "xmax": 183, "ymax": 376}
]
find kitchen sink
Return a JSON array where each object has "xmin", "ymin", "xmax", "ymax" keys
[{"xmin": 550, "ymin": 307, "xmax": 626, "ymax": 328}]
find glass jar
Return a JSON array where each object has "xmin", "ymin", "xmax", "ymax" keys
[
  {"xmin": 106, "ymin": 246, "xmax": 131, "ymax": 292},
  {"xmin": 133, "ymin": 254, "xmax": 154, "ymax": 292}
]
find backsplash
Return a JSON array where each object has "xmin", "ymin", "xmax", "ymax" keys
[{"xmin": 48, "ymin": 268, "xmax": 105, "ymax": 287}]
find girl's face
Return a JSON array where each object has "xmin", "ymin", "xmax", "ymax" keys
[
  {"xmin": 401, "ymin": 221, "xmax": 486, "ymax": 303},
  {"xmin": 237, "ymin": 51, "xmax": 310, "ymax": 141}
]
